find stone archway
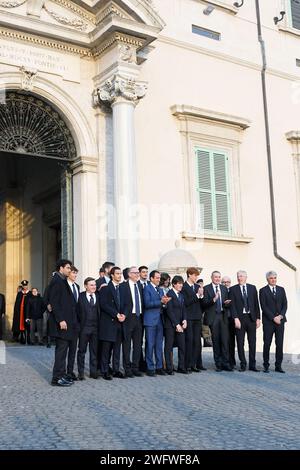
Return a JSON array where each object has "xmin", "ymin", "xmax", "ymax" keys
[{"xmin": 0, "ymin": 91, "xmax": 77, "ymax": 334}]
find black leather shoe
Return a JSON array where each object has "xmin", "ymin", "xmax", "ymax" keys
[
  {"xmin": 249, "ymin": 367, "xmax": 260, "ymax": 372},
  {"xmin": 263, "ymin": 368, "xmax": 269, "ymax": 373},
  {"xmin": 156, "ymin": 369, "xmax": 167, "ymax": 376},
  {"xmin": 222, "ymin": 366, "xmax": 233, "ymax": 372},
  {"xmin": 78, "ymin": 375, "xmax": 85, "ymax": 381},
  {"xmin": 177, "ymin": 369, "xmax": 188, "ymax": 374},
  {"xmin": 67, "ymin": 373, "xmax": 78, "ymax": 381},
  {"xmin": 125, "ymin": 371, "xmax": 134, "ymax": 378},
  {"xmin": 275, "ymin": 367, "xmax": 285, "ymax": 373},
  {"xmin": 133, "ymin": 370, "xmax": 144, "ymax": 377},
  {"xmin": 215, "ymin": 368, "xmax": 222, "ymax": 372},
  {"xmin": 146, "ymin": 370, "xmax": 156, "ymax": 377},
  {"xmin": 103, "ymin": 373, "xmax": 112, "ymax": 380},
  {"xmin": 90, "ymin": 374, "xmax": 99, "ymax": 379},
  {"xmin": 191, "ymin": 367, "xmax": 200, "ymax": 373},
  {"xmin": 113, "ymin": 371, "xmax": 126, "ymax": 379},
  {"xmin": 167, "ymin": 370, "xmax": 174, "ymax": 375},
  {"xmin": 239, "ymin": 366, "xmax": 246, "ymax": 372},
  {"xmin": 198, "ymin": 366, "xmax": 207, "ymax": 371}
]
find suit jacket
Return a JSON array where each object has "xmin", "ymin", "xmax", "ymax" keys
[
  {"xmin": 120, "ymin": 281, "xmax": 144, "ymax": 339},
  {"xmin": 143, "ymin": 283, "xmax": 164, "ymax": 327},
  {"xmin": 99, "ymin": 281, "xmax": 122, "ymax": 342},
  {"xmin": 165, "ymin": 289, "xmax": 187, "ymax": 329},
  {"xmin": 26, "ymin": 295, "xmax": 46, "ymax": 320},
  {"xmin": 203, "ymin": 283, "xmax": 230, "ymax": 326},
  {"xmin": 48, "ymin": 273, "xmax": 79, "ymax": 340},
  {"xmin": 259, "ymin": 285, "xmax": 287, "ymax": 323},
  {"xmin": 77, "ymin": 291, "xmax": 100, "ymax": 331},
  {"xmin": 96, "ymin": 276, "xmax": 109, "ymax": 291},
  {"xmin": 181, "ymin": 281, "xmax": 203, "ymax": 321},
  {"xmin": 229, "ymin": 284, "xmax": 260, "ymax": 322},
  {"xmin": 0, "ymin": 293, "xmax": 5, "ymax": 316}
]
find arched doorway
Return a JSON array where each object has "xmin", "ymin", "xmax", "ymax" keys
[{"xmin": 0, "ymin": 91, "xmax": 77, "ymax": 332}]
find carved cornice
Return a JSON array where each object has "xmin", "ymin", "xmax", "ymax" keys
[
  {"xmin": 96, "ymin": 74, "xmax": 147, "ymax": 105},
  {"xmin": 0, "ymin": 28, "xmax": 92, "ymax": 56},
  {"xmin": 93, "ymin": 32, "xmax": 143, "ymax": 59},
  {"xmin": 96, "ymin": 4, "xmax": 127, "ymax": 26},
  {"xmin": 0, "ymin": 0, "xmax": 26, "ymax": 7},
  {"xmin": 43, "ymin": 3, "xmax": 88, "ymax": 31},
  {"xmin": 52, "ymin": 0, "xmax": 96, "ymax": 24}
]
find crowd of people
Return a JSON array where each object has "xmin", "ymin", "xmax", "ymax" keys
[{"xmin": 4, "ymin": 259, "xmax": 288, "ymax": 386}]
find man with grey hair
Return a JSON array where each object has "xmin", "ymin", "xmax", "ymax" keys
[
  {"xmin": 229, "ymin": 270, "xmax": 260, "ymax": 372},
  {"xmin": 259, "ymin": 271, "xmax": 287, "ymax": 373}
]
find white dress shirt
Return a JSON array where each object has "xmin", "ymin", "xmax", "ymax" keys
[{"xmin": 86, "ymin": 292, "xmax": 96, "ymax": 304}]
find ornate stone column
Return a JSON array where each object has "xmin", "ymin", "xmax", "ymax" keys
[{"xmin": 97, "ymin": 74, "xmax": 147, "ymax": 267}]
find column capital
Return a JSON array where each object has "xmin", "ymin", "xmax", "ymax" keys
[{"xmin": 95, "ymin": 74, "xmax": 148, "ymax": 107}]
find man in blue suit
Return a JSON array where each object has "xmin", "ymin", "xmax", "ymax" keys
[{"xmin": 143, "ymin": 270, "xmax": 171, "ymax": 376}]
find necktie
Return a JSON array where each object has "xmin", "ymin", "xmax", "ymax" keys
[
  {"xmin": 242, "ymin": 285, "xmax": 249, "ymax": 312},
  {"xmin": 215, "ymin": 285, "xmax": 222, "ymax": 313},
  {"xmin": 89, "ymin": 294, "xmax": 94, "ymax": 306},
  {"xmin": 156, "ymin": 287, "xmax": 160, "ymax": 295},
  {"xmin": 272, "ymin": 287, "xmax": 276, "ymax": 296},
  {"xmin": 134, "ymin": 284, "xmax": 141, "ymax": 316},
  {"xmin": 115, "ymin": 285, "xmax": 120, "ymax": 309},
  {"xmin": 72, "ymin": 284, "xmax": 78, "ymax": 302}
]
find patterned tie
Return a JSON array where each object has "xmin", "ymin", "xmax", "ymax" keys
[
  {"xmin": 242, "ymin": 285, "xmax": 249, "ymax": 312},
  {"xmin": 272, "ymin": 287, "xmax": 276, "ymax": 297},
  {"xmin": 215, "ymin": 285, "xmax": 222, "ymax": 313},
  {"xmin": 115, "ymin": 285, "xmax": 120, "ymax": 310},
  {"xmin": 134, "ymin": 284, "xmax": 141, "ymax": 316},
  {"xmin": 72, "ymin": 284, "xmax": 78, "ymax": 302},
  {"xmin": 89, "ymin": 294, "xmax": 94, "ymax": 306}
]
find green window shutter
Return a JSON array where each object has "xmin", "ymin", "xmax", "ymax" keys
[
  {"xmin": 195, "ymin": 148, "xmax": 231, "ymax": 234},
  {"xmin": 291, "ymin": 0, "xmax": 300, "ymax": 30}
]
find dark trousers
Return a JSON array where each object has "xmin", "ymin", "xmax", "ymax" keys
[
  {"xmin": 67, "ymin": 333, "xmax": 78, "ymax": 375},
  {"xmin": 30, "ymin": 318, "xmax": 43, "ymax": 344},
  {"xmin": 235, "ymin": 315, "xmax": 257, "ymax": 369},
  {"xmin": 210, "ymin": 312, "xmax": 230, "ymax": 368},
  {"xmin": 52, "ymin": 337, "xmax": 73, "ymax": 381},
  {"xmin": 77, "ymin": 328, "xmax": 98, "ymax": 376},
  {"xmin": 100, "ymin": 326, "xmax": 122, "ymax": 375},
  {"xmin": 139, "ymin": 323, "xmax": 147, "ymax": 371},
  {"xmin": 165, "ymin": 328, "xmax": 185, "ymax": 371},
  {"xmin": 122, "ymin": 314, "xmax": 142, "ymax": 373},
  {"xmin": 112, "ymin": 325, "xmax": 122, "ymax": 373},
  {"xmin": 263, "ymin": 321, "xmax": 285, "ymax": 369},
  {"xmin": 0, "ymin": 315, "xmax": 4, "ymax": 340},
  {"xmin": 228, "ymin": 317, "xmax": 236, "ymax": 367},
  {"xmin": 185, "ymin": 319, "xmax": 202, "ymax": 369}
]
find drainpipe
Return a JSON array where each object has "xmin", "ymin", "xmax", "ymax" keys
[{"xmin": 255, "ymin": 0, "xmax": 296, "ymax": 271}]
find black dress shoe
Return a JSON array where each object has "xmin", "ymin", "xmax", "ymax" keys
[
  {"xmin": 167, "ymin": 370, "xmax": 174, "ymax": 375},
  {"xmin": 249, "ymin": 367, "xmax": 260, "ymax": 372},
  {"xmin": 146, "ymin": 370, "xmax": 156, "ymax": 377},
  {"xmin": 177, "ymin": 369, "xmax": 188, "ymax": 374},
  {"xmin": 215, "ymin": 368, "xmax": 222, "ymax": 372},
  {"xmin": 113, "ymin": 371, "xmax": 126, "ymax": 379},
  {"xmin": 275, "ymin": 367, "xmax": 285, "ymax": 373},
  {"xmin": 133, "ymin": 370, "xmax": 144, "ymax": 377},
  {"xmin": 90, "ymin": 374, "xmax": 99, "ymax": 379},
  {"xmin": 125, "ymin": 371, "xmax": 134, "ymax": 378},
  {"xmin": 191, "ymin": 367, "xmax": 200, "ymax": 373},
  {"xmin": 103, "ymin": 373, "xmax": 113, "ymax": 380},
  {"xmin": 78, "ymin": 375, "xmax": 85, "ymax": 381},
  {"xmin": 156, "ymin": 369, "xmax": 167, "ymax": 376},
  {"xmin": 263, "ymin": 368, "xmax": 269, "ymax": 373},
  {"xmin": 67, "ymin": 373, "xmax": 78, "ymax": 381},
  {"xmin": 239, "ymin": 366, "xmax": 246, "ymax": 372},
  {"xmin": 198, "ymin": 366, "xmax": 207, "ymax": 371},
  {"xmin": 222, "ymin": 366, "xmax": 233, "ymax": 372}
]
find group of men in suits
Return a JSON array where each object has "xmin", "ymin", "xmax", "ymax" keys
[{"xmin": 45, "ymin": 259, "xmax": 287, "ymax": 386}]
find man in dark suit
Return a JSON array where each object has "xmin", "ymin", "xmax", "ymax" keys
[
  {"xmin": 120, "ymin": 266, "xmax": 144, "ymax": 378},
  {"xmin": 48, "ymin": 259, "xmax": 77, "ymax": 387},
  {"xmin": 96, "ymin": 261, "xmax": 115, "ymax": 290},
  {"xmin": 143, "ymin": 270, "xmax": 171, "ymax": 376},
  {"xmin": 222, "ymin": 276, "xmax": 236, "ymax": 369},
  {"xmin": 182, "ymin": 267, "xmax": 205, "ymax": 373},
  {"xmin": 66, "ymin": 266, "xmax": 80, "ymax": 380},
  {"xmin": 99, "ymin": 267, "xmax": 126, "ymax": 380},
  {"xmin": 77, "ymin": 277, "xmax": 100, "ymax": 380},
  {"xmin": 165, "ymin": 276, "xmax": 187, "ymax": 374},
  {"xmin": 203, "ymin": 271, "xmax": 232, "ymax": 372},
  {"xmin": 229, "ymin": 271, "xmax": 261, "ymax": 372},
  {"xmin": 259, "ymin": 271, "xmax": 287, "ymax": 373},
  {"xmin": 0, "ymin": 292, "xmax": 5, "ymax": 340},
  {"xmin": 137, "ymin": 265, "xmax": 149, "ymax": 372}
]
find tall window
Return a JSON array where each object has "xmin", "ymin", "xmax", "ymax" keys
[
  {"xmin": 290, "ymin": 0, "xmax": 300, "ymax": 29},
  {"xmin": 195, "ymin": 147, "xmax": 231, "ymax": 234}
]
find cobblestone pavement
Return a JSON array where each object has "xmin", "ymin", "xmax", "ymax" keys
[{"xmin": 0, "ymin": 343, "xmax": 300, "ymax": 450}]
